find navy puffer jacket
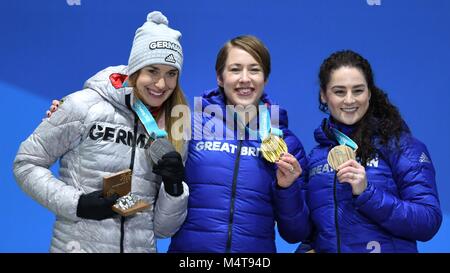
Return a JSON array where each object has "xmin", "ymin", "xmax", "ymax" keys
[
  {"xmin": 306, "ymin": 118, "xmax": 442, "ymax": 253},
  {"xmin": 169, "ymin": 89, "xmax": 310, "ymax": 253}
]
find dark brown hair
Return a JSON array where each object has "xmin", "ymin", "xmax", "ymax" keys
[{"xmin": 319, "ymin": 50, "xmax": 409, "ymax": 164}]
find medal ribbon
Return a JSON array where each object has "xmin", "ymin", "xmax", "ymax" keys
[
  {"xmin": 237, "ymin": 102, "xmax": 283, "ymax": 141},
  {"xmin": 331, "ymin": 128, "xmax": 358, "ymax": 151},
  {"xmin": 132, "ymin": 98, "xmax": 167, "ymax": 139}
]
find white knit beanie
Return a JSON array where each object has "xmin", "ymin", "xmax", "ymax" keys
[{"xmin": 127, "ymin": 11, "xmax": 183, "ymax": 76}]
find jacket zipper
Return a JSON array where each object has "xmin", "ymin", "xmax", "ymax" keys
[
  {"xmin": 120, "ymin": 112, "xmax": 139, "ymax": 253},
  {"xmin": 120, "ymin": 217, "xmax": 125, "ymax": 253},
  {"xmin": 225, "ymin": 140, "xmax": 243, "ymax": 253},
  {"xmin": 333, "ymin": 173, "xmax": 341, "ymax": 253}
]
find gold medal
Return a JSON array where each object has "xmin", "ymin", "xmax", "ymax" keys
[
  {"xmin": 327, "ymin": 145, "xmax": 356, "ymax": 171},
  {"xmin": 260, "ymin": 135, "xmax": 288, "ymax": 163}
]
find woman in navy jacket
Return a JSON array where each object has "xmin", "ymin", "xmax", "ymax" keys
[
  {"xmin": 303, "ymin": 50, "xmax": 442, "ymax": 253},
  {"xmin": 168, "ymin": 35, "xmax": 310, "ymax": 252}
]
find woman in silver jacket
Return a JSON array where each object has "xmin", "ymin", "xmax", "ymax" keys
[{"xmin": 13, "ymin": 11, "xmax": 189, "ymax": 253}]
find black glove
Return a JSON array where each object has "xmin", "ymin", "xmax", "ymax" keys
[
  {"xmin": 152, "ymin": 151, "xmax": 184, "ymax": 197},
  {"xmin": 76, "ymin": 190, "xmax": 119, "ymax": 220}
]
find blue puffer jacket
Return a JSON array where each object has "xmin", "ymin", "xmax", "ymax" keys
[
  {"xmin": 306, "ymin": 118, "xmax": 442, "ymax": 253},
  {"xmin": 169, "ymin": 89, "xmax": 310, "ymax": 253}
]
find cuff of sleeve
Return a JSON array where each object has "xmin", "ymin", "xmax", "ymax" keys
[
  {"xmin": 68, "ymin": 190, "xmax": 84, "ymax": 221},
  {"xmin": 353, "ymin": 180, "xmax": 375, "ymax": 208},
  {"xmin": 160, "ymin": 181, "xmax": 189, "ymax": 199},
  {"xmin": 273, "ymin": 179, "xmax": 301, "ymax": 199}
]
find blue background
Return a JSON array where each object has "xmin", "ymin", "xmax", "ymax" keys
[{"xmin": 1, "ymin": 0, "xmax": 449, "ymax": 252}]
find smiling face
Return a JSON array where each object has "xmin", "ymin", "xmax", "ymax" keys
[
  {"xmin": 134, "ymin": 64, "xmax": 179, "ymax": 108},
  {"xmin": 321, "ymin": 66, "xmax": 371, "ymax": 125},
  {"xmin": 217, "ymin": 47, "xmax": 266, "ymax": 107}
]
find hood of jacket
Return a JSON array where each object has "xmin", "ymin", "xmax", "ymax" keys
[
  {"xmin": 200, "ymin": 88, "xmax": 290, "ymax": 133},
  {"xmin": 313, "ymin": 118, "xmax": 338, "ymax": 147},
  {"xmin": 83, "ymin": 65, "xmax": 134, "ymax": 113}
]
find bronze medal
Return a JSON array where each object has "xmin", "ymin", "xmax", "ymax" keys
[
  {"xmin": 327, "ymin": 145, "xmax": 356, "ymax": 171},
  {"xmin": 261, "ymin": 135, "xmax": 288, "ymax": 163}
]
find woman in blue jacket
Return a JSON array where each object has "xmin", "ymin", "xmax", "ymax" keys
[
  {"xmin": 168, "ymin": 35, "xmax": 310, "ymax": 252},
  {"xmin": 303, "ymin": 50, "xmax": 442, "ymax": 253}
]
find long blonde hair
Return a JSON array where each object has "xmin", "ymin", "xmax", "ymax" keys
[{"xmin": 128, "ymin": 71, "xmax": 189, "ymax": 154}]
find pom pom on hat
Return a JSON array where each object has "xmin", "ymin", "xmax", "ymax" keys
[
  {"xmin": 147, "ymin": 11, "xmax": 169, "ymax": 25},
  {"xmin": 127, "ymin": 11, "xmax": 183, "ymax": 76}
]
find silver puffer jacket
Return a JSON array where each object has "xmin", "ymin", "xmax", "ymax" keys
[{"xmin": 13, "ymin": 65, "xmax": 189, "ymax": 253}]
